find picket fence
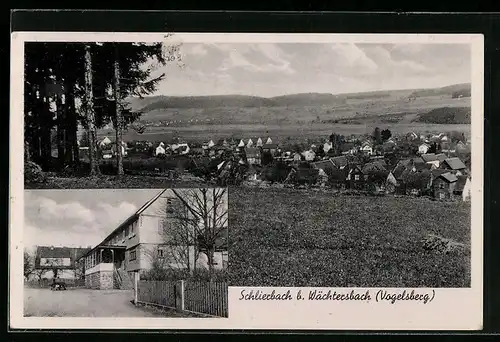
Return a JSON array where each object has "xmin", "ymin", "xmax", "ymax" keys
[{"xmin": 136, "ymin": 280, "xmax": 228, "ymax": 317}]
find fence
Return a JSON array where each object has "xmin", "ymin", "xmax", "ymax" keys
[{"xmin": 136, "ymin": 279, "xmax": 228, "ymax": 317}]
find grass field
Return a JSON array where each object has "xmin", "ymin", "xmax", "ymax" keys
[
  {"xmin": 99, "ymin": 122, "xmax": 471, "ymax": 145},
  {"xmin": 228, "ymin": 187, "xmax": 471, "ymax": 287}
]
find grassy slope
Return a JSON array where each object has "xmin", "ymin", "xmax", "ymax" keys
[{"xmin": 228, "ymin": 187, "xmax": 471, "ymax": 287}]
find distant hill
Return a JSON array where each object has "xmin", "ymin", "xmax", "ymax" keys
[
  {"xmin": 409, "ymin": 83, "xmax": 471, "ymax": 99},
  {"xmin": 414, "ymin": 107, "xmax": 471, "ymax": 124},
  {"xmin": 127, "ymin": 83, "xmax": 470, "ymax": 111}
]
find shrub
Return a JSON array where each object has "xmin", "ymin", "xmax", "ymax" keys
[{"xmin": 24, "ymin": 161, "xmax": 46, "ymax": 183}]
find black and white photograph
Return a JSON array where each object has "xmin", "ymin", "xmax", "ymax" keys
[
  {"xmin": 23, "ymin": 188, "xmax": 229, "ymax": 318},
  {"xmin": 11, "ymin": 31, "xmax": 484, "ymax": 330}
]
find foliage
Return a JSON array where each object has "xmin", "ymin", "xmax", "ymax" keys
[
  {"xmin": 415, "ymin": 107, "xmax": 471, "ymax": 124},
  {"xmin": 24, "ymin": 251, "xmax": 35, "ymax": 280},
  {"xmin": 228, "ymin": 186, "xmax": 470, "ymax": 287},
  {"xmin": 372, "ymin": 127, "xmax": 382, "ymax": 145},
  {"xmin": 261, "ymin": 161, "xmax": 290, "ymax": 183},
  {"xmin": 24, "ymin": 161, "xmax": 46, "ymax": 183},
  {"xmin": 381, "ymin": 129, "xmax": 392, "ymax": 141}
]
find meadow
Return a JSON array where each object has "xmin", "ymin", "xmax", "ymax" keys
[{"xmin": 228, "ymin": 186, "xmax": 471, "ymax": 287}]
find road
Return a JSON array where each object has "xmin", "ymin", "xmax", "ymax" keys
[{"xmin": 24, "ymin": 287, "xmax": 184, "ymax": 317}]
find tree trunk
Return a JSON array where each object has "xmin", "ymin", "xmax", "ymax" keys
[
  {"xmin": 113, "ymin": 47, "xmax": 124, "ymax": 176},
  {"xmin": 56, "ymin": 93, "xmax": 66, "ymax": 167},
  {"xmin": 40, "ymin": 97, "xmax": 53, "ymax": 170},
  {"xmin": 207, "ymin": 247, "xmax": 214, "ymax": 277},
  {"xmin": 84, "ymin": 45, "xmax": 100, "ymax": 176},
  {"xmin": 64, "ymin": 82, "xmax": 79, "ymax": 165}
]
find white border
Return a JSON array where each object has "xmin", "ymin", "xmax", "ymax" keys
[{"xmin": 10, "ymin": 32, "xmax": 484, "ymax": 330}]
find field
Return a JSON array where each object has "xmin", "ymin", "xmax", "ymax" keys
[
  {"xmin": 228, "ymin": 187, "xmax": 471, "ymax": 287},
  {"xmin": 99, "ymin": 122, "xmax": 471, "ymax": 145}
]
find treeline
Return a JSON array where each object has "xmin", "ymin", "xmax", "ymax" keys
[{"xmin": 24, "ymin": 40, "xmax": 181, "ymax": 174}]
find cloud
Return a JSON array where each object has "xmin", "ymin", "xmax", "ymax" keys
[
  {"xmin": 24, "ymin": 195, "xmax": 139, "ymax": 248},
  {"xmin": 35, "ymin": 197, "xmax": 95, "ymax": 223}
]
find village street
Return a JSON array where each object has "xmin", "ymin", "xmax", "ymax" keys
[{"xmin": 23, "ymin": 288, "xmax": 184, "ymax": 317}]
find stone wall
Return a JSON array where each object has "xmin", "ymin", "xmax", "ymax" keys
[{"xmin": 85, "ymin": 271, "xmax": 114, "ymax": 289}]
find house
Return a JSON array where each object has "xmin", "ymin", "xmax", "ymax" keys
[
  {"xmin": 345, "ymin": 164, "xmax": 364, "ymax": 189},
  {"xmin": 418, "ymin": 143, "xmax": 430, "ymax": 155},
  {"xmin": 265, "ymin": 137, "xmax": 273, "ymax": 144},
  {"xmin": 406, "ymin": 132, "xmax": 418, "ymax": 141},
  {"xmin": 330, "ymin": 156, "xmax": 348, "ymax": 170},
  {"xmin": 360, "ymin": 142, "xmax": 373, "ymax": 156},
  {"xmin": 421, "ymin": 153, "xmax": 440, "ymax": 169},
  {"xmin": 245, "ymin": 147, "xmax": 261, "ymax": 165},
  {"xmin": 247, "ymin": 139, "xmax": 254, "ymax": 148},
  {"xmin": 454, "ymin": 175, "xmax": 472, "ymax": 201},
  {"xmin": 77, "ymin": 189, "xmax": 228, "ymax": 290},
  {"xmin": 432, "ymin": 172, "xmax": 458, "ymax": 200},
  {"xmin": 238, "ymin": 139, "xmax": 245, "ymax": 148},
  {"xmin": 293, "ymin": 152, "xmax": 302, "ymax": 162},
  {"xmin": 155, "ymin": 143, "xmax": 166, "ymax": 156},
  {"xmin": 400, "ymin": 169, "xmax": 432, "ymax": 196},
  {"xmin": 35, "ymin": 246, "xmax": 91, "ymax": 281},
  {"xmin": 256, "ymin": 138, "xmax": 263, "ymax": 147},
  {"xmin": 340, "ymin": 143, "xmax": 357, "ymax": 156},
  {"xmin": 99, "ymin": 136, "xmax": 112, "ymax": 148},
  {"xmin": 311, "ymin": 159, "xmax": 336, "ymax": 174},
  {"xmin": 262, "ymin": 143, "xmax": 279, "ymax": 155},
  {"xmin": 442, "ymin": 157, "xmax": 467, "ymax": 175},
  {"xmin": 301, "ymin": 150, "xmax": 316, "ymax": 161},
  {"xmin": 323, "ymin": 142, "xmax": 333, "ymax": 154},
  {"xmin": 284, "ymin": 166, "xmax": 320, "ymax": 186},
  {"xmin": 207, "ymin": 140, "xmax": 215, "ymax": 148},
  {"xmin": 176, "ymin": 143, "xmax": 190, "ymax": 155}
]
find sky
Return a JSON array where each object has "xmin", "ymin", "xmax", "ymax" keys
[
  {"xmin": 24, "ymin": 189, "xmax": 160, "ymax": 249},
  {"xmin": 148, "ymin": 42, "xmax": 472, "ymax": 97}
]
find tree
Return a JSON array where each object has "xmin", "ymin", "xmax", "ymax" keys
[
  {"xmin": 24, "ymin": 251, "xmax": 34, "ymax": 281},
  {"xmin": 171, "ymin": 188, "xmax": 228, "ymax": 276},
  {"xmin": 261, "ymin": 150, "xmax": 274, "ymax": 166},
  {"xmin": 372, "ymin": 127, "xmax": 382, "ymax": 145},
  {"xmin": 84, "ymin": 44, "xmax": 100, "ymax": 176},
  {"xmin": 381, "ymin": 129, "xmax": 392, "ymax": 142}
]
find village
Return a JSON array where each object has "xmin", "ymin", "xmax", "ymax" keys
[{"xmin": 88, "ymin": 127, "xmax": 472, "ymax": 202}]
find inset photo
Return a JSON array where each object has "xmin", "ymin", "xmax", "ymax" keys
[{"xmin": 23, "ymin": 188, "xmax": 229, "ymax": 318}]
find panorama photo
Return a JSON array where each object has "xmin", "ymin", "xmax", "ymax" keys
[{"xmin": 23, "ymin": 38, "xmax": 473, "ymax": 288}]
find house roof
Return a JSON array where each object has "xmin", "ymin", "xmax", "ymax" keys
[
  {"xmin": 245, "ymin": 147, "xmax": 261, "ymax": 158},
  {"xmin": 331, "ymin": 156, "xmax": 348, "ymax": 168},
  {"xmin": 262, "ymin": 143, "xmax": 278, "ymax": 149},
  {"xmin": 444, "ymin": 157, "xmax": 467, "ymax": 170},
  {"xmin": 311, "ymin": 159, "xmax": 336, "ymax": 171},
  {"xmin": 392, "ymin": 159, "xmax": 412, "ymax": 179},
  {"xmin": 421, "ymin": 153, "xmax": 437, "ymax": 162},
  {"xmin": 435, "ymin": 153, "xmax": 447, "ymax": 162},
  {"xmin": 35, "ymin": 246, "xmax": 91, "ymax": 269},
  {"xmin": 439, "ymin": 172, "xmax": 458, "ymax": 183}
]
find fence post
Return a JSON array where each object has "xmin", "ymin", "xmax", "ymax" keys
[
  {"xmin": 175, "ymin": 280, "xmax": 185, "ymax": 312},
  {"xmin": 133, "ymin": 271, "xmax": 139, "ymax": 305}
]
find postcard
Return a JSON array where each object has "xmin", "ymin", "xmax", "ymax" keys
[{"xmin": 10, "ymin": 32, "xmax": 484, "ymax": 330}]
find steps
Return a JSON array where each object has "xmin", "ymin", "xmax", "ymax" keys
[{"xmin": 114, "ymin": 268, "xmax": 134, "ymax": 290}]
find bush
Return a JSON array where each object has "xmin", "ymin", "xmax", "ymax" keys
[{"xmin": 24, "ymin": 161, "xmax": 46, "ymax": 183}]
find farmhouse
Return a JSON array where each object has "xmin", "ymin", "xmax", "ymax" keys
[
  {"xmin": 345, "ymin": 164, "xmax": 364, "ymax": 189},
  {"xmin": 418, "ymin": 143, "xmax": 430, "ymax": 155},
  {"xmin": 155, "ymin": 143, "xmax": 166, "ymax": 156},
  {"xmin": 331, "ymin": 156, "xmax": 348, "ymax": 170},
  {"xmin": 35, "ymin": 246, "xmax": 91, "ymax": 281},
  {"xmin": 432, "ymin": 172, "xmax": 458, "ymax": 200},
  {"xmin": 245, "ymin": 147, "xmax": 262, "ymax": 165},
  {"xmin": 360, "ymin": 142, "xmax": 373, "ymax": 156},
  {"xmin": 262, "ymin": 143, "xmax": 279, "ymax": 155},
  {"xmin": 77, "ymin": 189, "xmax": 229, "ymax": 290}
]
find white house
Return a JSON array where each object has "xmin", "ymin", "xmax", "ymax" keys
[
  {"xmin": 247, "ymin": 139, "xmax": 254, "ymax": 148},
  {"xmin": 238, "ymin": 140, "xmax": 245, "ymax": 148},
  {"xmin": 418, "ymin": 143, "xmax": 430, "ymax": 155},
  {"xmin": 99, "ymin": 136, "xmax": 112, "ymax": 148},
  {"xmin": 462, "ymin": 177, "xmax": 472, "ymax": 202},
  {"xmin": 266, "ymin": 137, "xmax": 273, "ymax": 144},
  {"xmin": 323, "ymin": 142, "xmax": 333, "ymax": 153},
  {"xmin": 256, "ymin": 138, "xmax": 263, "ymax": 147},
  {"xmin": 208, "ymin": 140, "xmax": 215, "ymax": 148},
  {"xmin": 77, "ymin": 189, "xmax": 228, "ymax": 290},
  {"xmin": 301, "ymin": 150, "xmax": 316, "ymax": 161},
  {"xmin": 177, "ymin": 143, "xmax": 190, "ymax": 155},
  {"xmin": 360, "ymin": 143, "xmax": 373, "ymax": 156},
  {"xmin": 155, "ymin": 143, "xmax": 166, "ymax": 156}
]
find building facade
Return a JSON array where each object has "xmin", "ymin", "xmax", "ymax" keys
[{"xmin": 78, "ymin": 189, "xmax": 229, "ymax": 290}]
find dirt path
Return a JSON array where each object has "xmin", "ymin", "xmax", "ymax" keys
[{"xmin": 24, "ymin": 288, "xmax": 183, "ymax": 317}]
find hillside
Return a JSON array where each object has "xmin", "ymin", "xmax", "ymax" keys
[
  {"xmin": 414, "ymin": 107, "xmax": 471, "ymax": 124},
  {"xmin": 126, "ymin": 83, "xmax": 471, "ymax": 112},
  {"xmin": 409, "ymin": 83, "xmax": 471, "ymax": 99}
]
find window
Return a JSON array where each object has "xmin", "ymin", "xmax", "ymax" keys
[
  {"xmin": 439, "ymin": 183, "xmax": 445, "ymax": 189},
  {"xmin": 157, "ymin": 247, "xmax": 165, "ymax": 258},
  {"xmin": 129, "ymin": 249, "xmax": 137, "ymax": 261},
  {"xmin": 125, "ymin": 226, "xmax": 130, "ymax": 237},
  {"xmin": 130, "ymin": 221, "xmax": 137, "ymax": 235},
  {"xmin": 354, "ymin": 174, "xmax": 360, "ymax": 181}
]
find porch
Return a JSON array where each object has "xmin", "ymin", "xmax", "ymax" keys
[{"xmin": 82, "ymin": 245, "xmax": 127, "ymax": 290}]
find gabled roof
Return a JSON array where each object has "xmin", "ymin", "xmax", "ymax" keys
[
  {"xmin": 444, "ymin": 157, "xmax": 467, "ymax": 170},
  {"xmin": 421, "ymin": 153, "xmax": 437, "ymax": 162},
  {"xmin": 439, "ymin": 172, "xmax": 458, "ymax": 183},
  {"xmin": 331, "ymin": 156, "xmax": 348, "ymax": 168},
  {"xmin": 311, "ymin": 159, "xmax": 336, "ymax": 171},
  {"xmin": 435, "ymin": 153, "xmax": 447, "ymax": 162},
  {"xmin": 262, "ymin": 143, "xmax": 278, "ymax": 149},
  {"xmin": 392, "ymin": 159, "xmax": 412, "ymax": 179}
]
